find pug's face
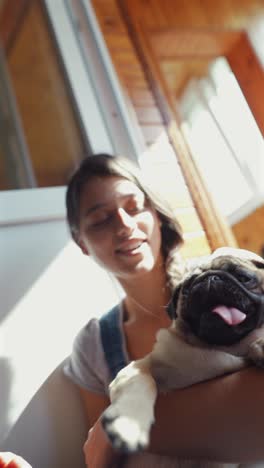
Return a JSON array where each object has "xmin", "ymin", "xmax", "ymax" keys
[{"xmin": 171, "ymin": 248, "xmax": 264, "ymax": 346}]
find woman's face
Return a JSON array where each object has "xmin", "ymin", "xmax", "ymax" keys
[{"xmin": 78, "ymin": 175, "xmax": 163, "ymax": 281}]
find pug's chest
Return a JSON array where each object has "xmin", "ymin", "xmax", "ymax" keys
[{"xmin": 149, "ymin": 327, "xmax": 248, "ymax": 392}]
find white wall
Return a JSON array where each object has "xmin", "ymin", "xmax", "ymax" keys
[
  {"xmin": 0, "ymin": 2, "xmax": 140, "ymax": 465},
  {"xmin": 0, "ymin": 188, "xmax": 121, "ymax": 468}
]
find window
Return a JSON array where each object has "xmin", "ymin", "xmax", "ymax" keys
[
  {"xmin": 179, "ymin": 57, "xmax": 264, "ymax": 225},
  {"xmin": 0, "ymin": 0, "xmax": 143, "ymax": 190}
]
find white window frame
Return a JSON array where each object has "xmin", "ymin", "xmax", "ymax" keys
[
  {"xmin": 179, "ymin": 57, "xmax": 264, "ymax": 226},
  {"xmin": 2, "ymin": 0, "xmax": 145, "ymax": 227}
]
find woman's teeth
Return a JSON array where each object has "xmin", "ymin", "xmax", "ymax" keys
[{"xmin": 118, "ymin": 241, "xmax": 144, "ymax": 253}]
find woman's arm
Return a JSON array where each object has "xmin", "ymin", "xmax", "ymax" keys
[
  {"xmin": 79, "ymin": 388, "xmax": 110, "ymax": 428},
  {"xmin": 150, "ymin": 366, "xmax": 264, "ymax": 462},
  {"xmin": 80, "ymin": 367, "xmax": 264, "ymax": 464},
  {"xmin": 79, "ymin": 388, "xmax": 123, "ymax": 468}
]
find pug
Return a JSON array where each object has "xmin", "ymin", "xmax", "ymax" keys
[{"xmin": 101, "ymin": 248, "xmax": 264, "ymax": 467}]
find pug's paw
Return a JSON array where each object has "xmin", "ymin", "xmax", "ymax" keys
[
  {"xmin": 249, "ymin": 338, "xmax": 264, "ymax": 367},
  {"xmin": 101, "ymin": 404, "xmax": 149, "ymax": 453}
]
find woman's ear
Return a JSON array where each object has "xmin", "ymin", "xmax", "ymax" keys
[{"xmin": 78, "ymin": 239, "xmax": 90, "ymax": 256}]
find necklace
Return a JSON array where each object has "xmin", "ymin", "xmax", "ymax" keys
[{"xmin": 126, "ymin": 294, "xmax": 169, "ymax": 322}]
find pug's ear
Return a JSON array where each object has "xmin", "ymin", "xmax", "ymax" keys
[
  {"xmin": 166, "ymin": 283, "xmax": 182, "ymax": 320},
  {"xmin": 252, "ymin": 259, "xmax": 264, "ymax": 269}
]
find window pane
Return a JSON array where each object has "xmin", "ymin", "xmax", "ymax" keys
[
  {"xmin": 181, "ymin": 107, "xmax": 253, "ymax": 217},
  {"xmin": 0, "ymin": 1, "xmax": 87, "ymax": 190}
]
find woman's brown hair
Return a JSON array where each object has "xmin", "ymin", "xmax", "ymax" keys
[{"xmin": 66, "ymin": 153, "xmax": 184, "ymax": 287}]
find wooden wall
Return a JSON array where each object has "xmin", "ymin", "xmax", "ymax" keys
[
  {"xmin": 91, "ymin": 0, "xmax": 164, "ymax": 148},
  {"xmin": 227, "ymin": 32, "xmax": 264, "ymax": 136},
  {"xmin": 0, "ymin": 0, "xmax": 85, "ymax": 188},
  {"xmin": 92, "ymin": 0, "xmax": 226, "ymax": 259},
  {"xmin": 118, "ymin": 0, "xmax": 264, "ymax": 29},
  {"xmin": 1, "ymin": 0, "xmax": 263, "ymax": 257},
  {"xmin": 120, "ymin": 0, "xmax": 264, "ymax": 134},
  {"xmin": 92, "ymin": 0, "xmax": 264, "ymax": 257},
  {"xmin": 93, "ymin": 0, "xmax": 249, "ymax": 255},
  {"xmin": 233, "ymin": 206, "xmax": 264, "ymax": 256}
]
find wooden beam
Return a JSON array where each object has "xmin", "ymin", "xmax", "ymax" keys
[
  {"xmin": 227, "ymin": 32, "xmax": 264, "ymax": 137},
  {"xmin": 117, "ymin": 0, "xmax": 237, "ymax": 250},
  {"xmin": 0, "ymin": 0, "xmax": 32, "ymax": 55}
]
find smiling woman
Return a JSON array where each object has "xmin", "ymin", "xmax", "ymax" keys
[
  {"xmin": 66, "ymin": 153, "xmax": 183, "ymax": 272},
  {"xmin": 63, "ymin": 152, "xmax": 264, "ymax": 468},
  {"xmin": 64, "ymin": 152, "xmax": 186, "ymax": 467},
  {"xmin": 77, "ymin": 175, "xmax": 162, "ymax": 279}
]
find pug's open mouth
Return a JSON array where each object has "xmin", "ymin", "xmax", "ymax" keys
[{"xmin": 182, "ymin": 269, "xmax": 264, "ymax": 346}]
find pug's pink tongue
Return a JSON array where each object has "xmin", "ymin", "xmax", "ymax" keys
[{"xmin": 212, "ymin": 305, "xmax": 246, "ymax": 325}]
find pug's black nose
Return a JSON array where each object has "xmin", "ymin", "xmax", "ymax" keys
[
  {"xmin": 207, "ymin": 275, "xmax": 222, "ymax": 290},
  {"xmin": 210, "ymin": 275, "xmax": 221, "ymax": 282}
]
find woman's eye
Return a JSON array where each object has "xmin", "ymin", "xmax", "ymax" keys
[
  {"xmin": 88, "ymin": 214, "xmax": 113, "ymax": 229},
  {"xmin": 129, "ymin": 205, "xmax": 142, "ymax": 213},
  {"xmin": 127, "ymin": 201, "xmax": 145, "ymax": 213}
]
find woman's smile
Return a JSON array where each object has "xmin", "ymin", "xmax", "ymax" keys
[
  {"xmin": 78, "ymin": 175, "xmax": 162, "ymax": 278},
  {"xmin": 115, "ymin": 239, "xmax": 147, "ymax": 256}
]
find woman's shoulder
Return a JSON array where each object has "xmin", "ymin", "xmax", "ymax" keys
[
  {"xmin": 64, "ymin": 304, "xmax": 123, "ymax": 393},
  {"xmin": 73, "ymin": 316, "xmax": 101, "ymax": 351},
  {"xmin": 75, "ymin": 303, "xmax": 122, "ymax": 350}
]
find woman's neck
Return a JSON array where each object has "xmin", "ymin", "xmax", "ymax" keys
[{"xmin": 120, "ymin": 262, "xmax": 171, "ymax": 322}]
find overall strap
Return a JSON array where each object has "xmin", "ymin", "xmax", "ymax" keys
[{"xmin": 99, "ymin": 305, "xmax": 127, "ymax": 379}]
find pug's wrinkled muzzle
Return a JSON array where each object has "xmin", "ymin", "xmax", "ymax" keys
[{"xmin": 192, "ymin": 269, "xmax": 264, "ymax": 318}]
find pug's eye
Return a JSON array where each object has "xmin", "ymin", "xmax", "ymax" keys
[{"xmin": 236, "ymin": 270, "xmax": 257, "ymax": 285}]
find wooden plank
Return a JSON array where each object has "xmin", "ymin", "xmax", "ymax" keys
[
  {"xmin": 0, "ymin": 0, "xmax": 31, "ymax": 54},
  {"xmin": 122, "ymin": 0, "xmax": 264, "ymax": 30},
  {"xmin": 227, "ymin": 32, "xmax": 264, "ymax": 137},
  {"xmin": 149, "ymin": 29, "xmax": 242, "ymax": 59},
  {"xmin": 232, "ymin": 205, "xmax": 264, "ymax": 256},
  {"xmin": 7, "ymin": 0, "xmax": 85, "ymax": 186}
]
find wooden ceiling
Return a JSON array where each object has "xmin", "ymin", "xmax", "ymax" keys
[
  {"xmin": 120, "ymin": 0, "xmax": 264, "ymax": 29},
  {"xmin": 92, "ymin": 0, "xmax": 264, "ymax": 252},
  {"xmin": 94, "ymin": 0, "xmax": 264, "ymax": 98},
  {"xmin": 150, "ymin": 29, "xmax": 243, "ymax": 97}
]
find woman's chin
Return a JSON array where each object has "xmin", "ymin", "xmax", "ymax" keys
[{"xmin": 116, "ymin": 257, "xmax": 159, "ymax": 280}]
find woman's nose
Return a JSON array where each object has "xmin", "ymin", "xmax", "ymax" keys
[{"xmin": 116, "ymin": 208, "xmax": 136, "ymax": 236}]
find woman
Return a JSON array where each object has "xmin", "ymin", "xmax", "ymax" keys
[{"xmin": 64, "ymin": 153, "xmax": 264, "ymax": 467}]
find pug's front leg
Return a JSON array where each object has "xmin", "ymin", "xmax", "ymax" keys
[
  {"xmin": 101, "ymin": 359, "xmax": 157, "ymax": 453},
  {"xmin": 248, "ymin": 338, "xmax": 264, "ymax": 368}
]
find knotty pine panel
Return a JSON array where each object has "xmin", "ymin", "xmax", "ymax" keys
[{"xmin": 124, "ymin": 0, "xmax": 264, "ymax": 30}]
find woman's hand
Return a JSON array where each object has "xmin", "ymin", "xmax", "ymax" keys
[
  {"xmin": 0, "ymin": 452, "xmax": 32, "ymax": 468},
  {"xmin": 83, "ymin": 418, "xmax": 122, "ymax": 468}
]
